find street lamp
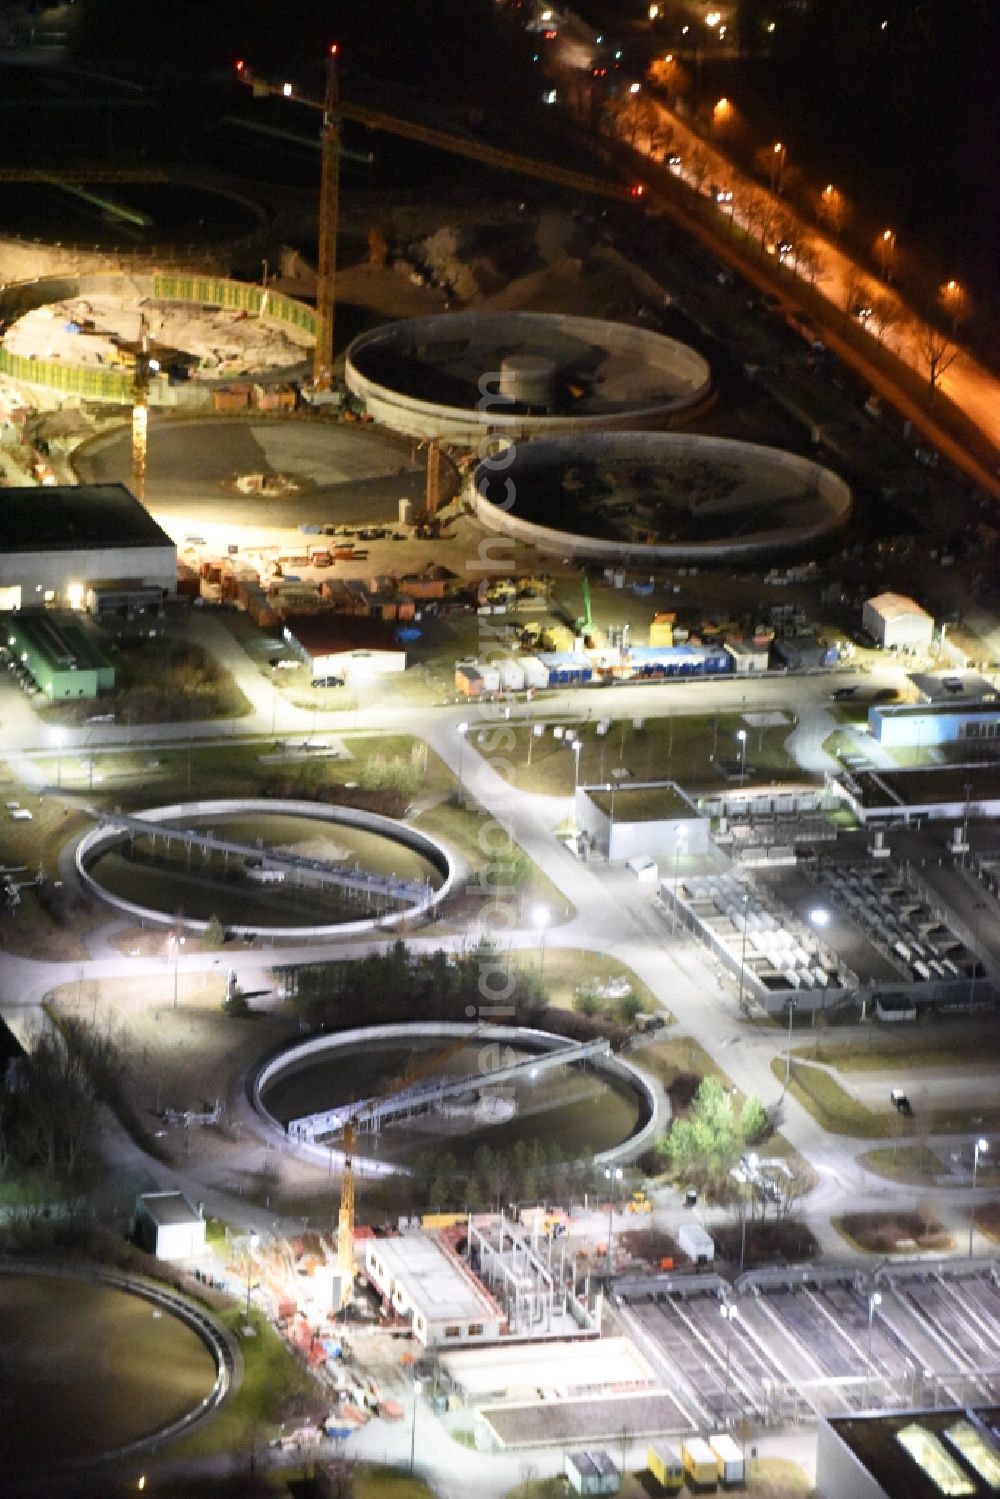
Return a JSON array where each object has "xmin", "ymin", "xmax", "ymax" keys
[
  {"xmin": 736, "ymin": 728, "xmax": 747, "ymax": 786},
  {"xmin": 533, "ymin": 903, "xmax": 550, "ymax": 979},
  {"xmin": 571, "ymin": 738, "xmax": 582, "ymax": 822},
  {"xmin": 876, "ymin": 227, "xmax": 896, "ymax": 280},
  {"xmin": 737, "ymin": 889, "xmax": 750, "ymax": 1015},
  {"xmin": 53, "ymin": 726, "xmax": 66, "ymax": 788},
  {"xmin": 409, "ymin": 1377, "xmax": 423, "ymax": 1475},
  {"xmin": 866, "ymin": 1289, "xmax": 882, "ymax": 1406},
  {"xmin": 456, "ymin": 721, "xmax": 469, "ymax": 802},
  {"xmin": 245, "ymin": 1232, "xmax": 259, "ymax": 1318},
  {"xmin": 671, "ymin": 826, "xmax": 687, "ymax": 934},
  {"xmin": 721, "ymin": 1301, "xmax": 738, "ymax": 1425},
  {"xmin": 969, "ymin": 1138, "xmax": 989, "ymax": 1257},
  {"xmin": 169, "ymin": 933, "xmax": 186, "ymax": 1010},
  {"xmin": 604, "ymin": 1165, "xmax": 623, "ymax": 1279},
  {"xmin": 770, "ymin": 141, "xmax": 786, "ymax": 194},
  {"xmin": 781, "ymin": 997, "xmax": 797, "ymax": 1097},
  {"xmin": 809, "ymin": 907, "xmax": 829, "ymax": 928}
]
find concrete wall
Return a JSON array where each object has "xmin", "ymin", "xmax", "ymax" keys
[
  {"xmin": 345, "ymin": 311, "xmax": 712, "ymax": 442},
  {"xmin": 576, "ymin": 791, "xmax": 710, "ymax": 864},
  {"xmin": 471, "ymin": 431, "xmax": 852, "ymax": 565},
  {"xmin": 75, "ymin": 797, "xmax": 454, "ymax": 939},
  {"xmin": 815, "ymin": 1421, "xmax": 886, "ymax": 1499},
  {"xmin": 0, "ymin": 271, "xmax": 313, "ymax": 404},
  {"xmin": 253, "ymin": 1022, "xmax": 661, "ymax": 1172},
  {"xmin": 0, "ymin": 544, "xmax": 176, "ymax": 603}
]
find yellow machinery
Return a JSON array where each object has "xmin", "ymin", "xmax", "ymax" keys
[
  {"xmin": 335, "ymin": 1029, "xmax": 483, "ymax": 1300},
  {"xmin": 236, "ymin": 53, "xmax": 636, "ymax": 393}
]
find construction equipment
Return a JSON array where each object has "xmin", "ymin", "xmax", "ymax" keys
[
  {"xmin": 128, "ymin": 312, "xmax": 154, "ymax": 504},
  {"xmin": 575, "ymin": 575, "xmax": 594, "ymax": 637},
  {"xmin": 334, "ymin": 1029, "xmax": 484, "ymax": 1299},
  {"xmin": 236, "ymin": 53, "xmax": 640, "ymax": 391}
]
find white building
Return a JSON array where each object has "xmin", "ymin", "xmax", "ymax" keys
[
  {"xmin": 364, "ymin": 1233, "xmax": 503, "ymax": 1348},
  {"xmin": 133, "ymin": 1191, "xmax": 206, "ymax": 1261},
  {"xmin": 0, "ymin": 485, "xmax": 175, "ymax": 612},
  {"xmin": 862, "ymin": 592, "xmax": 934, "ymax": 650},
  {"xmin": 283, "ymin": 612, "xmax": 406, "ymax": 679}
]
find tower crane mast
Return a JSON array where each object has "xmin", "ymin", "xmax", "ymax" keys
[
  {"xmin": 334, "ymin": 1028, "xmax": 486, "ymax": 1300},
  {"xmin": 235, "ymin": 54, "xmax": 639, "ymax": 393}
]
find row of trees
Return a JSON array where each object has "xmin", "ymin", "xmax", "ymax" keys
[
  {"xmin": 0, "ymin": 1016, "xmax": 131, "ymax": 1187},
  {"xmin": 282, "ymin": 938, "xmax": 548, "ymax": 1030}
]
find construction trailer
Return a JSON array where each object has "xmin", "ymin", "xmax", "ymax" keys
[
  {"xmin": 647, "ymin": 1442, "xmax": 684, "ymax": 1491},
  {"xmin": 710, "ymin": 1432, "xmax": 746, "ymax": 1487},
  {"xmin": 682, "ymin": 1437, "xmax": 719, "ymax": 1491}
]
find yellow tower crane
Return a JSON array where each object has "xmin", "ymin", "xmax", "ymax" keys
[
  {"xmin": 334, "ymin": 1029, "xmax": 486, "ymax": 1299},
  {"xmin": 235, "ymin": 52, "xmax": 640, "ymax": 393}
]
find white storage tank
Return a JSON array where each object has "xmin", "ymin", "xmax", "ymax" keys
[{"xmin": 499, "ymin": 353, "xmax": 556, "ymax": 408}]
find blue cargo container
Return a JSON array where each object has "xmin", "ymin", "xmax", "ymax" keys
[
  {"xmin": 538, "ymin": 652, "xmax": 593, "ymax": 686},
  {"xmin": 626, "ymin": 645, "xmax": 731, "ymax": 678}
]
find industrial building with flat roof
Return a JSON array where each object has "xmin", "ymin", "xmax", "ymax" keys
[
  {"xmin": 364, "ymin": 1234, "xmax": 503, "ymax": 1347},
  {"xmin": 283, "ymin": 612, "xmax": 407, "ymax": 678},
  {"xmin": 0, "ymin": 484, "xmax": 175, "ymax": 611},
  {"xmin": 863, "ymin": 592, "xmax": 935, "ymax": 650},
  {"xmin": 818, "ymin": 1408, "xmax": 1000, "ymax": 1499},
  {"xmin": 5, "ymin": 610, "xmax": 115, "ymax": 699}
]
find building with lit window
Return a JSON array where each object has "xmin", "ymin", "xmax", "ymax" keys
[
  {"xmin": 4, "ymin": 610, "xmax": 115, "ymax": 700},
  {"xmin": 817, "ymin": 1408, "xmax": 1000, "ymax": 1499},
  {"xmin": 0, "ymin": 484, "xmax": 175, "ymax": 612}
]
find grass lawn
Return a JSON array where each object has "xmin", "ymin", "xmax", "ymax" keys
[
  {"xmin": 530, "ymin": 948, "xmax": 664, "ymax": 1017},
  {"xmin": 170, "ymin": 1307, "xmax": 321, "ymax": 1459},
  {"xmin": 796, "ymin": 1034, "xmax": 997, "ymax": 1073},
  {"xmin": 498, "ymin": 711, "xmax": 796, "ymax": 799},
  {"xmin": 412, "ymin": 802, "xmax": 575, "ymax": 925},
  {"xmin": 835, "ymin": 1210, "xmax": 954, "ymax": 1255},
  {"xmin": 355, "ymin": 1467, "xmax": 438, "ymax": 1499},
  {"xmin": 858, "ymin": 1145, "xmax": 952, "ymax": 1186},
  {"xmin": 748, "ymin": 1456, "xmax": 814, "ymax": 1496},
  {"xmin": 507, "ymin": 1458, "xmax": 813, "ymax": 1498},
  {"xmin": 774, "ymin": 1059, "xmax": 890, "ymax": 1138}
]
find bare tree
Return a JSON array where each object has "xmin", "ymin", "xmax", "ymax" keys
[
  {"xmin": 914, "ymin": 321, "xmax": 961, "ymax": 395},
  {"xmin": 868, "ymin": 293, "xmax": 904, "ymax": 347},
  {"xmin": 687, "ymin": 145, "xmax": 711, "ymax": 194},
  {"xmin": 796, "ymin": 238, "xmax": 827, "ymax": 285}
]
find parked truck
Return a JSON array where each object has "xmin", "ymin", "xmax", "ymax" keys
[
  {"xmin": 681, "ymin": 1437, "xmax": 719, "ymax": 1491},
  {"xmin": 647, "ymin": 1442, "xmax": 684, "ymax": 1491},
  {"xmin": 709, "ymin": 1433, "xmax": 746, "ymax": 1487}
]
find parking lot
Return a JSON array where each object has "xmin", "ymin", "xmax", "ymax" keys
[{"xmin": 616, "ymin": 1265, "xmax": 1000, "ymax": 1429}]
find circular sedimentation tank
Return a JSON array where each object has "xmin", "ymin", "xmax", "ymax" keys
[
  {"xmin": 0, "ymin": 1266, "xmax": 229, "ymax": 1472},
  {"xmin": 0, "ymin": 271, "xmax": 315, "ymax": 405},
  {"xmin": 74, "ymin": 413, "xmax": 425, "ymax": 531},
  {"xmin": 472, "ymin": 430, "xmax": 852, "ymax": 564},
  {"xmin": 254, "ymin": 1022, "xmax": 661, "ymax": 1171},
  {"xmin": 75, "ymin": 799, "xmax": 454, "ymax": 939},
  {"xmin": 345, "ymin": 310, "xmax": 712, "ymax": 440}
]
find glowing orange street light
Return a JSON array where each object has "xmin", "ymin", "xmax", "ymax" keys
[
  {"xmin": 938, "ymin": 278, "xmax": 969, "ymax": 331},
  {"xmin": 876, "ymin": 227, "xmax": 896, "ymax": 279},
  {"xmin": 770, "ymin": 141, "xmax": 786, "ymax": 193},
  {"xmin": 713, "ymin": 96, "xmax": 733, "ymax": 126}
]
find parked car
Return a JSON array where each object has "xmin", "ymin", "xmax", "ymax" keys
[
  {"xmin": 311, "ymin": 675, "xmax": 344, "ymax": 689},
  {"xmin": 890, "ymin": 1088, "xmax": 912, "ymax": 1116}
]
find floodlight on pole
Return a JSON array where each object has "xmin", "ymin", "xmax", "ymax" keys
[
  {"xmin": 970, "ymin": 1138, "xmax": 989, "ymax": 1257},
  {"xmin": 604, "ymin": 1166, "xmax": 623, "ymax": 1278}
]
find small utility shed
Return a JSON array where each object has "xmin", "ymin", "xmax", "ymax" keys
[
  {"xmin": 678, "ymin": 1223, "xmax": 715, "ymax": 1264},
  {"xmin": 134, "ymin": 1190, "xmax": 206, "ymax": 1261},
  {"xmin": 565, "ymin": 1451, "xmax": 622, "ymax": 1495},
  {"xmin": 862, "ymin": 593, "xmax": 934, "ymax": 650}
]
